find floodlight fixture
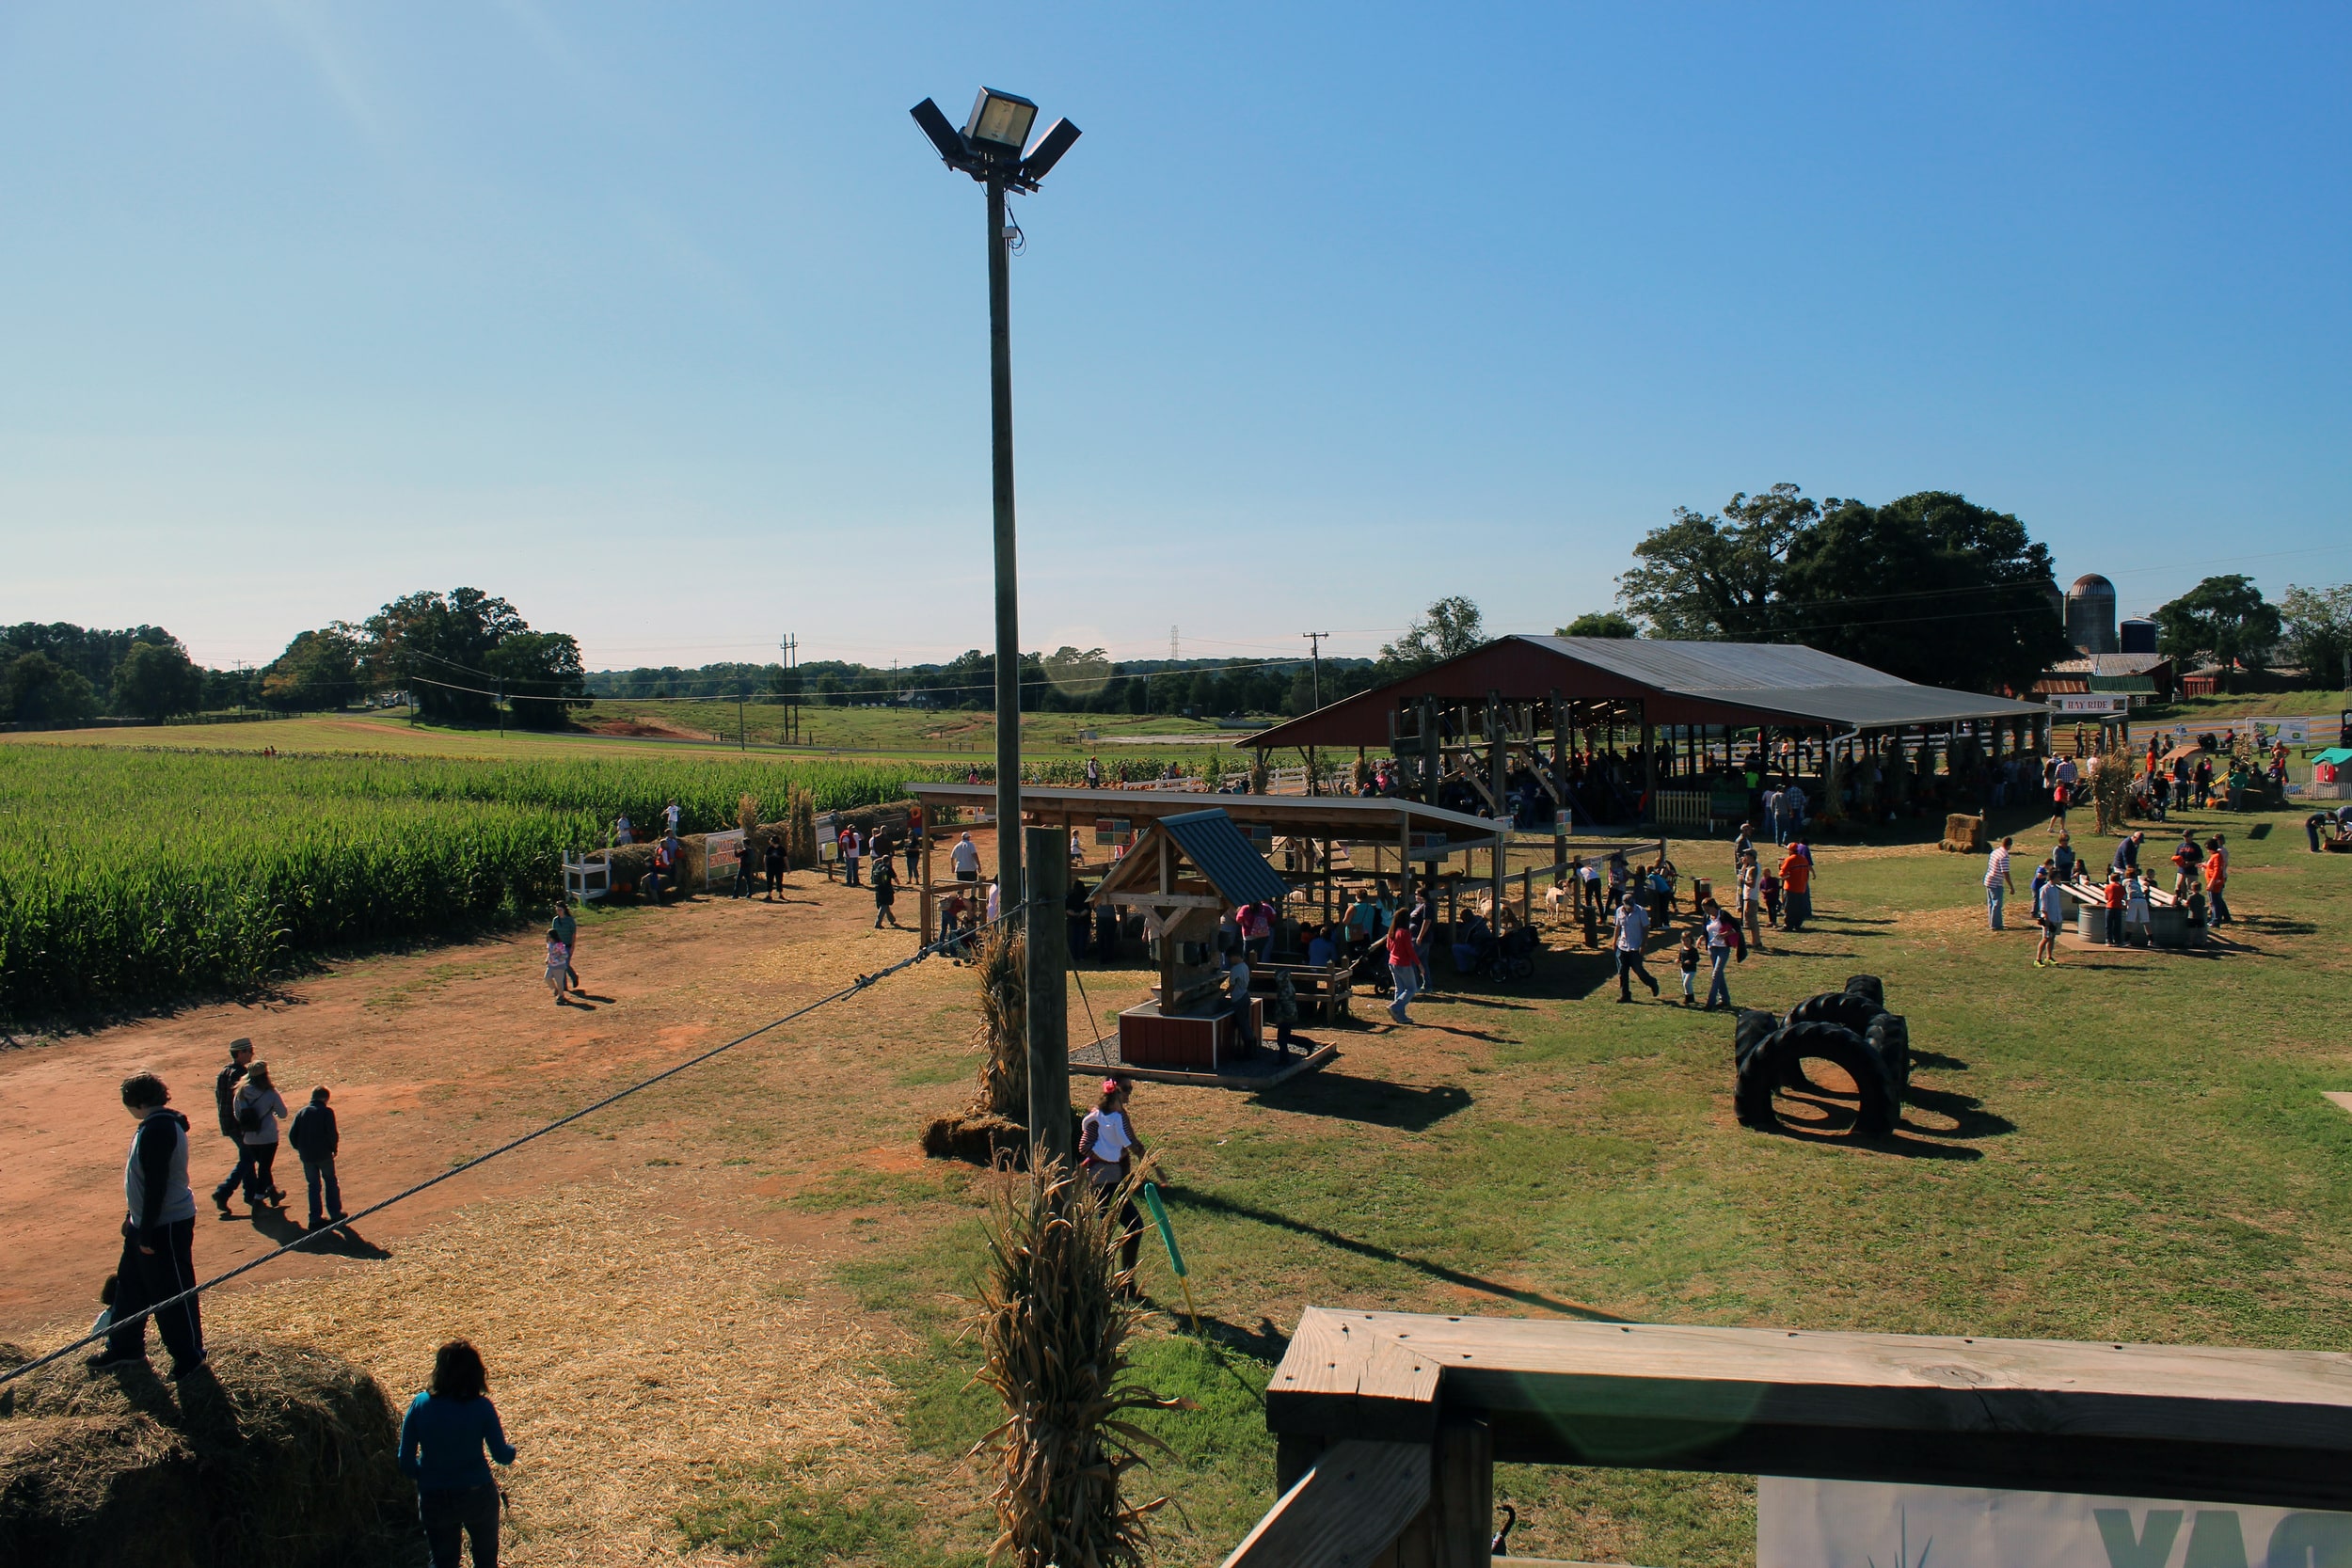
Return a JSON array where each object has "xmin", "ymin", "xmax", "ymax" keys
[
  {"xmin": 910, "ymin": 97, "xmax": 969, "ymax": 167},
  {"xmin": 962, "ymin": 87, "xmax": 1039, "ymax": 157},
  {"xmin": 1018, "ymin": 118, "xmax": 1082, "ymax": 185}
]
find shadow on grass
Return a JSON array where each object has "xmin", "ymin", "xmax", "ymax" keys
[
  {"xmin": 1250, "ymin": 1072, "xmax": 1470, "ymax": 1131},
  {"xmin": 1159, "ymin": 1183, "xmax": 1619, "ymax": 1320},
  {"xmin": 1761, "ymin": 1078, "xmax": 2011, "ymax": 1162}
]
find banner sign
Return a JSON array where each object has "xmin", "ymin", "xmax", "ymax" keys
[
  {"xmin": 2051, "ymin": 694, "xmax": 2127, "ymax": 715},
  {"xmin": 1758, "ymin": 1477, "xmax": 2352, "ymax": 1568},
  {"xmin": 704, "ymin": 830, "xmax": 744, "ymax": 890},
  {"xmin": 1095, "ymin": 817, "xmax": 1131, "ymax": 846}
]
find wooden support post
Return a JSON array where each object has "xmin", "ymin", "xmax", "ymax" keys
[
  {"xmin": 1640, "ymin": 703, "xmax": 1655, "ymax": 822},
  {"xmin": 920, "ymin": 830, "xmax": 935, "ymax": 942},
  {"xmin": 1399, "ymin": 816, "xmax": 1415, "ymax": 913},
  {"xmin": 1023, "ymin": 826, "xmax": 1070, "ymax": 1168},
  {"xmin": 1376, "ymin": 1416, "xmax": 1493, "ymax": 1568}
]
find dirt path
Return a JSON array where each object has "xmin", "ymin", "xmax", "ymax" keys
[{"xmin": 0, "ymin": 829, "xmax": 1014, "ymax": 1331}]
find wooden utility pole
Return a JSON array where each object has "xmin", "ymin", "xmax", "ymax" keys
[{"xmin": 1023, "ymin": 825, "xmax": 1070, "ymax": 1168}]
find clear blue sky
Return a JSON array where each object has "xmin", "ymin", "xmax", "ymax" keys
[{"xmin": 3, "ymin": 3, "xmax": 2346, "ymax": 673}]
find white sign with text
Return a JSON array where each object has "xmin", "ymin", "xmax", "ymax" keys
[{"xmin": 1759, "ymin": 1477, "xmax": 2352, "ymax": 1568}]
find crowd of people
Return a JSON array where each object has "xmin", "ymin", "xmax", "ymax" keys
[{"xmin": 1987, "ymin": 822, "xmax": 2235, "ymax": 964}]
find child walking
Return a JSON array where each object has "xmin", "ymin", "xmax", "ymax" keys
[
  {"xmin": 545, "ymin": 936, "xmax": 571, "ymax": 1005},
  {"xmin": 1677, "ymin": 930, "xmax": 1700, "ymax": 1006}
]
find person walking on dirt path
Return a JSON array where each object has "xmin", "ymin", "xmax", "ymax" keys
[
  {"xmin": 1079, "ymin": 1080, "xmax": 1147, "ymax": 1290},
  {"xmin": 1386, "ymin": 910, "xmax": 1421, "ymax": 1024},
  {"xmin": 289, "ymin": 1086, "xmax": 343, "ymax": 1231},
  {"xmin": 548, "ymin": 899, "xmax": 580, "ymax": 992},
  {"xmin": 1985, "ymin": 835, "xmax": 2015, "ymax": 930},
  {"xmin": 1613, "ymin": 890, "xmax": 1660, "ymax": 1002},
  {"xmin": 763, "ymin": 832, "xmax": 787, "ymax": 899},
  {"xmin": 210, "ymin": 1038, "xmax": 259, "ymax": 1215},
  {"xmin": 841, "ymin": 825, "xmax": 862, "ymax": 886},
  {"xmin": 870, "ymin": 854, "xmax": 902, "ymax": 928},
  {"xmin": 951, "ymin": 832, "xmax": 980, "ymax": 884},
  {"xmin": 904, "ymin": 810, "xmax": 923, "ymax": 879},
  {"xmin": 545, "ymin": 931, "xmax": 571, "ymax": 1004},
  {"xmin": 2034, "ymin": 863, "xmax": 2066, "ymax": 967},
  {"xmin": 233, "ymin": 1063, "xmax": 289, "ymax": 1206},
  {"xmin": 88, "ymin": 1071, "xmax": 206, "ymax": 1378},
  {"xmin": 400, "ymin": 1339, "xmax": 517, "ymax": 1568}
]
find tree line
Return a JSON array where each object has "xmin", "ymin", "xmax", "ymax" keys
[{"xmin": 1, "ymin": 589, "xmax": 587, "ymax": 730}]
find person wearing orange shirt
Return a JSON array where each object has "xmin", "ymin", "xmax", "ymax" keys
[{"xmin": 1777, "ymin": 846, "xmax": 1813, "ymax": 932}]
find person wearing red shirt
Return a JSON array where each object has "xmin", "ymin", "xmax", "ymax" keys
[{"xmin": 1385, "ymin": 911, "xmax": 1421, "ymax": 1025}]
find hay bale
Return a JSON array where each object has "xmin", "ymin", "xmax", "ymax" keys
[
  {"xmin": 1940, "ymin": 814, "xmax": 1984, "ymax": 853},
  {"xmin": 0, "ymin": 1334, "xmax": 411, "ymax": 1568},
  {"xmin": 922, "ymin": 1111, "xmax": 1028, "ymax": 1167}
]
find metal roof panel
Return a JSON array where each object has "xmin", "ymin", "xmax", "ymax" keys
[{"xmin": 1157, "ymin": 808, "xmax": 1293, "ymax": 906}]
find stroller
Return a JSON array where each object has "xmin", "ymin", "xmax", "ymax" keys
[{"xmin": 1454, "ymin": 916, "xmax": 1540, "ymax": 982}]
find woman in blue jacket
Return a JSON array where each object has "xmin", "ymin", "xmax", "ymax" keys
[{"xmin": 399, "ymin": 1339, "xmax": 517, "ymax": 1567}]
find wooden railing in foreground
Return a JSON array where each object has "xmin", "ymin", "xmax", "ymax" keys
[{"xmin": 1218, "ymin": 1308, "xmax": 2352, "ymax": 1568}]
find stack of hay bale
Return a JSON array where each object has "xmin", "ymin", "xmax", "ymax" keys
[
  {"xmin": 0, "ymin": 1335, "xmax": 410, "ymax": 1567},
  {"xmin": 1733, "ymin": 974, "xmax": 1909, "ymax": 1138}
]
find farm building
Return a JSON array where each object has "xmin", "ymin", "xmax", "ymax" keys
[{"xmin": 1239, "ymin": 635, "xmax": 2052, "ymax": 832}]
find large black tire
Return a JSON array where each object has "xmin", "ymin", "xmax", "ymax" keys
[
  {"xmin": 1732, "ymin": 1009, "xmax": 1782, "ymax": 1127},
  {"xmin": 1865, "ymin": 1012, "xmax": 1910, "ymax": 1103},
  {"xmin": 1786, "ymin": 990, "xmax": 1884, "ymax": 1035},
  {"xmin": 1748, "ymin": 1021, "xmax": 1895, "ymax": 1138},
  {"xmin": 1843, "ymin": 974, "xmax": 1885, "ymax": 1007}
]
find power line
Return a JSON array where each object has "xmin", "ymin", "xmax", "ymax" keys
[{"xmin": 2, "ymin": 901, "xmax": 1030, "ymax": 1387}]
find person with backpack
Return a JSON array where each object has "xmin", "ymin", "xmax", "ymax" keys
[
  {"xmin": 210, "ymin": 1037, "xmax": 260, "ymax": 1216},
  {"xmin": 233, "ymin": 1064, "xmax": 290, "ymax": 1208},
  {"xmin": 88, "ymin": 1071, "xmax": 207, "ymax": 1379},
  {"xmin": 288, "ymin": 1086, "xmax": 344, "ymax": 1231},
  {"xmin": 870, "ymin": 852, "xmax": 902, "ymax": 929},
  {"xmin": 400, "ymin": 1339, "xmax": 518, "ymax": 1568}
]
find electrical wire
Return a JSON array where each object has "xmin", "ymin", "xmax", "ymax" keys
[{"xmin": 3, "ymin": 899, "xmax": 1030, "ymax": 1387}]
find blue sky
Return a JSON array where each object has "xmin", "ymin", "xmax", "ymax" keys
[{"xmin": 2, "ymin": 3, "xmax": 2346, "ymax": 672}]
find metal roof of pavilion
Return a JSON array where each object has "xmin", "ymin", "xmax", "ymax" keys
[
  {"xmin": 901, "ymin": 781, "xmax": 1509, "ymax": 846},
  {"xmin": 1155, "ymin": 809, "xmax": 1293, "ymax": 905},
  {"xmin": 1240, "ymin": 635, "xmax": 2050, "ymax": 751}
]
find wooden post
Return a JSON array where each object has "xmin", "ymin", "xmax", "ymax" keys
[
  {"xmin": 920, "ymin": 825, "xmax": 935, "ymax": 942},
  {"xmin": 1640, "ymin": 702, "xmax": 1655, "ymax": 822},
  {"xmin": 1398, "ymin": 815, "xmax": 1414, "ymax": 913},
  {"xmin": 1379, "ymin": 1415, "xmax": 1492, "ymax": 1568},
  {"xmin": 1023, "ymin": 826, "xmax": 1070, "ymax": 1169}
]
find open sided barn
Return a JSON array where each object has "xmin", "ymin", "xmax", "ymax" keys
[{"xmin": 1242, "ymin": 635, "xmax": 2053, "ymax": 832}]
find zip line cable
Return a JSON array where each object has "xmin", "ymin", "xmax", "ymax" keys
[{"xmin": 3, "ymin": 900, "xmax": 1030, "ymax": 1387}]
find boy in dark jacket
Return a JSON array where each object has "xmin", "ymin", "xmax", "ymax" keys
[
  {"xmin": 288, "ymin": 1086, "xmax": 344, "ymax": 1231},
  {"xmin": 92, "ymin": 1072, "xmax": 205, "ymax": 1377}
]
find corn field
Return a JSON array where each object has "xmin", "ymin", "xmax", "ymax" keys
[{"xmin": 0, "ymin": 747, "xmax": 950, "ymax": 1017}]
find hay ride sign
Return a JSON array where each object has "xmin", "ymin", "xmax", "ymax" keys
[{"xmin": 1761, "ymin": 1478, "xmax": 2352, "ymax": 1568}]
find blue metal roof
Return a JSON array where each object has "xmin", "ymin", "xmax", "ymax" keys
[{"xmin": 1158, "ymin": 808, "xmax": 1293, "ymax": 907}]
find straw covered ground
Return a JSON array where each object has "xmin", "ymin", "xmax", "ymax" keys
[{"xmin": 7, "ymin": 804, "xmax": 2352, "ymax": 1565}]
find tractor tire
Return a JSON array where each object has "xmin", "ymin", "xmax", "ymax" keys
[
  {"xmin": 1785, "ymin": 990, "xmax": 1884, "ymax": 1035},
  {"xmin": 1749, "ymin": 1021, "xmax": 1895, "ymax": 1139},
  {"xmin": 1732, "ymin": 1009, "xmax": 1782, "ymax": 1126},
  {"xmin": 1510, "ymin": 957, "xmax": 1534, "ymax": 979},
  {"xmin": 1865, "ymin": 1012, "xmax": 1910, "ymax": 1103},
  {"xmin": 1843, "ymin": 974, "xmax": 1885, "ymax": 1007}
]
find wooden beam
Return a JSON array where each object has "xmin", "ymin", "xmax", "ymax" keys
[
  {"xmin": 1265, "ymin": 1309, "xmax": 2352, "ymax": 1510},
  {"xmin": 1216, "ymin": 1440, "xmax": 1433, "ymax": 1568}
]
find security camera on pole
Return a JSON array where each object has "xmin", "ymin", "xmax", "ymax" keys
[{"xmin": 911, "ymin": 88, "xmax": 1081, "ymax": 1166}]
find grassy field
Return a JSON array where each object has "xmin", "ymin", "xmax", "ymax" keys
[
  {"xmin": 674, "ymin": 797, "xmax": 2352, "ymax": 1566},
  {"xmin": 0, "ymin": 744, "xmax": 940, "ymax": 1017},
  {"xmin": 2137, "ymin": 688, "xmax": 2348, "ymax": 724}
]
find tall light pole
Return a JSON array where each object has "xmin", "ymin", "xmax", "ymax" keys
[{"xmin": 912, "ymin": 89, "xmax": 1081, "ymax": 908}]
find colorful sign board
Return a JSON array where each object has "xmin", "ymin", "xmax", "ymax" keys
[{"xmin": 704, "ymin": 829, "xmax": 744, "ymax": 890}]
